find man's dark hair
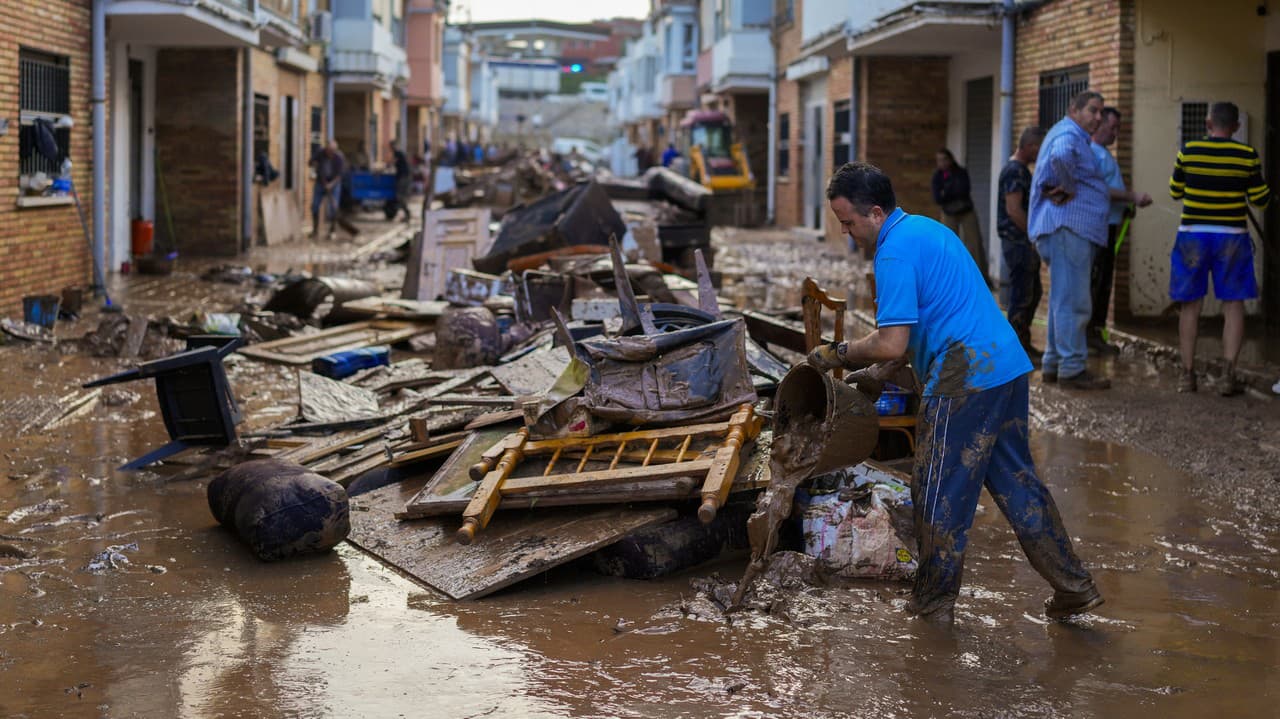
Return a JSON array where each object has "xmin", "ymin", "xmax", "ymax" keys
[
  {"xmin": 1209, "ymin": 102, "xmax": 1240, "ymax": 129},
  {"xmin": 1018, "ymin": 126, "xmax": 1045, "ymax": 149},
  {"xmin": 826, "ymin": 162, "xmax": 897, "ymax": 213},
  {"xmin": 1101, "ymin": 106, "xmax": 1121, "ymax": 121},
  {"xmin": 1070, "ymin": 90, "xmax": 1103, "ymax": 111}
]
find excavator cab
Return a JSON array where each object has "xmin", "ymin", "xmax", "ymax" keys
[{"xmin": 681, "ymin": 110, "xmax": 754, "ymax": 192}]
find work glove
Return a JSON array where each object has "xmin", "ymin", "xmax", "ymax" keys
[{"xmin": 807, "ymin": 342, "xmax": 846, "ymax": 372}]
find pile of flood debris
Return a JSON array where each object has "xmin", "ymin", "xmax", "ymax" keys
[{"xmin": 66, "ymin": 171, "xmax": 924, "ymax": 605}]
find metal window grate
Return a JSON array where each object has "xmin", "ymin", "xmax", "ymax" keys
[
  {"xmin": 19, "ymin": 48, "xmax": 71, "ymax": 178},
  {"xmin": 1179, "ymin": 102, "xmax": 1209, "ymax": 147},
  {"xmin": 1037, "ymin": 65, "xmax": 1089, "ymax": 131}
]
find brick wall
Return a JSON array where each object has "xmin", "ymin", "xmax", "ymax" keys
[
  {"xmin": 862, "ymin": 56, "xmax": 949, "ymax": 218},
  {"xmin": 1016, "ymin": 0, "xmax": 1133, "ymax": 320},
  {"xmin": 155, "ymin": 48, "xmax": 241, "ymax": 256},
  {"xmin": 773, "ymin": 4, "xmax": 805, "ymax": 228},
  {"xmin": 0, "ymin": 0, "xmax": 94, "ymax": 315}
]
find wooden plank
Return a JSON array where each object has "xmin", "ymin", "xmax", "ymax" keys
[
  {"xmin": 397, "ymin": 479, "xmax": 700, "ymax": 519},
  {"xmin": 239, "ymin": 320, "xmax": 428, "ymax": 365},
  {"xmin": 121, "ymin": 315, "xmax": 149, "ymax": 359},
  {"xmin": 341, "ymin": 296, "xmax": 449, "ymax": 320},
  {"xmin": 347, "ymin": 477, "xmax": 676, "ymax": 600},
  {"xmin": 389, "ymin": 439, "xmax": 464, "ymax": 467},
  {"xmin": 464, "ymin": 408, "xmax": 524, "ymax": 430}
]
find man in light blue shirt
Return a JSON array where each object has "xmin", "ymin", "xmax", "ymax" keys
[
  {"xmin": 1029, "ymin": 90, "xmax": 1112, "ymax": 389},
  {"xmin": 1088, "ymin": 107, "xmax": 1152, "ymax": 355},
  {"xmin": 809, "ymin": 162, "xmax": 1102, "ymax": 623}
]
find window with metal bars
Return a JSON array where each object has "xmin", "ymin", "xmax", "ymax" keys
[
  {"xmin": 310, "ymin": 106, "xmax": 323, "ymax": 153},
  {"xmin": 18, "ymin": 48, "xmax": 71, "ymax": 180},
  {"xmin": 1179, "ymin": 101, "xmax": 1209, "ymax": 146},
  {"xmin": 1037, "ymin": 64, "xmax": 1089, "ymax": 131}
]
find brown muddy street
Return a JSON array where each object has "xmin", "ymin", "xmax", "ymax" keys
[{"xmin": 3, "ymin": 236, "xmax": 1280, "ymax": 717}]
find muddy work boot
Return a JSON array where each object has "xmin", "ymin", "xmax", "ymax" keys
[
  {"xmin": 1177, "ymin": 369, "xmax": 1197, "ymax": 394},
  {"xmin": 1059, "ymin": 370, "xmax": 1111, "ymax": 390},
  {"xmin": 1044, "ymin": 584, "xmax": 1105, "ymax": 620},
  {"xmin": 1218, "ymin": 367, "xmax": 1243, "ymax": 397}
]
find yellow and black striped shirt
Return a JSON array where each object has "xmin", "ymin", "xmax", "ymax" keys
[{"xmin": 1170, "ymin": 137, "xmax": 1270, "ymax": 227}]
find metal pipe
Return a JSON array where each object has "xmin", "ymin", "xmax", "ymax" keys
[
  {"xmin": 91, "ymin": 0, "xmax": 106, "ymax": 292},
  {"xmin": 242, "ymin": 46, "xmax": 254, "ymax": 251},
  {"xmin": 325, "ymin": 46, "xmax": 335, "ymax": 144},
  {"xmin": 1000, "ymin": 0, "xmax": 1014, "ymax": 160},
  {"xmin": 766, "ymin": 21, "xmax": 778, "ymax": 224},
  {"xmin": 998, "ymin": 0, "xmax": 1016, "ymax": 287}
]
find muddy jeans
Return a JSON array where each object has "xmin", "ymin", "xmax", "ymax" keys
[
  {"xmin": 1001, "ymin": 235, "xmax": 1042, "ymax": 344},
  {"xmin": 909, "ymin": 376, "xmax": 1095, "ymax": 617},
  {"xmin": 1035, "ymin": 228, "xmax": 1097, "ymax": 378}
]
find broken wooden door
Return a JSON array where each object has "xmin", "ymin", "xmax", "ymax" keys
[{"xmin": 408, "ymin": 208, "xmax": 493, "ymax": 302}]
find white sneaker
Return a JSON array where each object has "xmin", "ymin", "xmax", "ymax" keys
[{"xmin": 1273, "ymin": 379, "xmax": 1280, "ymax": 395}]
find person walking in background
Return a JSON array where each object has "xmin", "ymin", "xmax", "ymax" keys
[
  {"xmin": 1029, "ymin": 90, "xmax": 1112, "ymax": 390},
  {"xmin": 310, "ymin": 140, "xmax": 345, "ymax": 239},
  {"xmin": 1168, "ymin": 101, "xmax": 1270, "ymax": 396},
  {"xmin": 997, "ymin": 127, "xmax": 1046, "ymax": 360},
  {"xmin": 931, "ymin": 148, "xmax": 988, "ymax": 281},
  {"xmin": 661, "ymin": 142, "xmax": 680, "ymax": 168},
  {"xmin": 1089, "ymin": 107, "xmax": 1153, "ymax": 355},
  {"xmin": 389, "ymin": 142, "xmax": 412, "ymax": 223}
]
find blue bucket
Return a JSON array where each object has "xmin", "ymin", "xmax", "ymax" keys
[{"xmin": 23, "ymin": 295, "xmax": 61, "ymax": 329}]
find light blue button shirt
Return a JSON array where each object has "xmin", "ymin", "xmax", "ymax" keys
[
  {"xmin": 1029, "ymin": 116, "xmax": 1110, "ymax": 246},
  {"xmin": 1091, "ymin": 141, "xmax": 1126, "ymax": 226}
]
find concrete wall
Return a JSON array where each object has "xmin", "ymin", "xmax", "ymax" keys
[
  {"xmin": 945, "ymin": 44, "xmax": 1002, "ymax": 281},
  {"xmin": 154, "ymin": 48, "xmax": 242, "ymax": 256},
  {"xmin": 1130, "ymin": 0, "xmax": 1268, "ymax": 317},
  {"xmin": 0, "ymin": 0, "xmax": 94, "ymax": 314}
]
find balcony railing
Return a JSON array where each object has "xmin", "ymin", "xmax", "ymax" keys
[
  {"xmin": 258, "ymin": 0, "xmax": 294, "ymax": 18},
  {"xmin": 711, "ymin": 29, "xmax": 772, "ymax": 90}
]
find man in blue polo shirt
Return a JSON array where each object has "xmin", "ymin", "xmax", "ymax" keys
[{"xmin": 809, "ymin": 162, "xmax": 1102, "ymax": 623}]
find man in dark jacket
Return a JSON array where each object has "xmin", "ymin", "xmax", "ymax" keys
[
  {"xmin": 389, "ymin": 142, "xmax": 412, "ymax": 223},
  {"xmin": 932, "ymin": 148, "xmax": 988, "ymax": 283}
]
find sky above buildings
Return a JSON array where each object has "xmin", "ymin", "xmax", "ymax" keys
[{"xmin": 449, "ymin": 0, "xmax": 649, "ymax": 24}]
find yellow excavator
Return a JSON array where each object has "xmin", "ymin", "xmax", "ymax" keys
[{"xmin": 682, "ymin": 110, "xmax": 754, "ymax": 192}]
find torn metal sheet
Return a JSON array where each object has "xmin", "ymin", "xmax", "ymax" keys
[
  {"xmin": 298, "ymin": 370, "xmax": 381, "ymax": 424},
  {"xmin": 488, "ymin": 345, "xmax": 571, "ymax": 397}
]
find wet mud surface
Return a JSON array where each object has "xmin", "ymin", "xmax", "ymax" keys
[{"xmin": 2, "ymin": 228, "xmax": 1280, "ymax": 717}]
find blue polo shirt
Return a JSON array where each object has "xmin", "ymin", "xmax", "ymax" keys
[{"xmin": 874, "ymin": 208, "xmax": 1032, "ymax": 397}]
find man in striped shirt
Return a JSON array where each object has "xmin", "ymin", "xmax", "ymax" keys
[{"xmin": 1168, "ymin": 101, "xmax": 1270, "ymax": 396}]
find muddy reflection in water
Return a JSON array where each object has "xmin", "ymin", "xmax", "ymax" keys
[{"xmin": 1, "ymin": 343, "xmax": 1278, "ymax": 717}]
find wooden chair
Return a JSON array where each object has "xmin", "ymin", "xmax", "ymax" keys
[{"xmin": 800, "ymin": 277, "xmax": 917, "ymax": 459}]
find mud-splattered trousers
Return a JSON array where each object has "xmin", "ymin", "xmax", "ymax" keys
[{"xmin": 909, "ymin": 375, "xmax": 1095, "ymax": 616}]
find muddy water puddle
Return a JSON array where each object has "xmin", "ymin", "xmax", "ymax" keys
[{"xmin": 3, "ymin": 377, "xmax": 1280, "ymax": 717}]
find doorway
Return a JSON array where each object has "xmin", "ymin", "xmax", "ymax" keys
[
  {"xmin": 129, "ymin": 59, "xmax": 144, "ymax": 220},
  {"xmin": 804, "ymin": 102, "xmax": 825, "ymax": 230},
  {"xmin": 964, "ymin": 76, "xmax": 994, "ymax": 275}
]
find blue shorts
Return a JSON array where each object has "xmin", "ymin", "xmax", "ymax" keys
[{"xmin": 1169, "ymin": 229, "xmax": 1258, "ymax": 302}]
